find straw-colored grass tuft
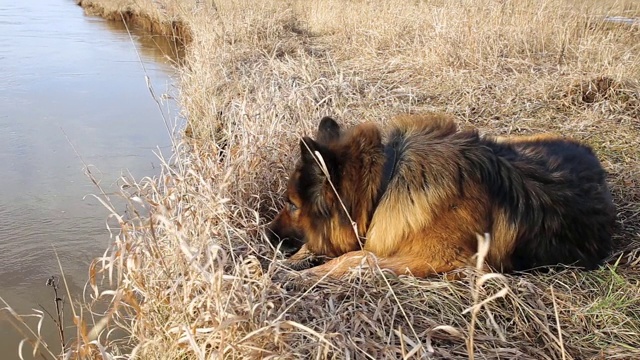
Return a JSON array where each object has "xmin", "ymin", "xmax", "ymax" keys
[{"xmin": 14, "ymin": 0, "xmax": 640, "ymax": 358}]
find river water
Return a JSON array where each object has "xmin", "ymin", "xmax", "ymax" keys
[{"xmin": 0, "ymin": 0, "xmax": 180, "ymax": 357}]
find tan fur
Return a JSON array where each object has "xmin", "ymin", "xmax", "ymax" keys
[{"xmin": 491, "ymin": 133, "xmax": 564, "ymax": 144}]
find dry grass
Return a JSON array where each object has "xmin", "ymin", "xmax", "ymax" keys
[{"xmin": 9, "ymin": 0, "xmax": 640, "ymax": 358}]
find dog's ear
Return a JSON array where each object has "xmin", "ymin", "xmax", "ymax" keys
[
  {"xmin": 300, "ymin": 136, "xmax": 332, "ymax": 169},
  {"xmin": 316, "ymin": 117, "xmax": 341, "ymax": 144},
  {"xmin": 299, "ymin": 136, "xmax": 337, "ymax": 218}
]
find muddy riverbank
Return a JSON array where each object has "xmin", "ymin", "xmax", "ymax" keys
[{"xmin": 76, "ymin": 0, "xmax": 192, "ymax": 43}]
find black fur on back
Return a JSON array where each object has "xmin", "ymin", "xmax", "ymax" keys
[{"xmin": 479, "ymin": 137, "xmax": 616, "ymax": 270}]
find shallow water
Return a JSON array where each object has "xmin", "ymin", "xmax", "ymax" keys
[{"xmin": 0, "ymin": 0, "xmax": 180, "ymax": 357}]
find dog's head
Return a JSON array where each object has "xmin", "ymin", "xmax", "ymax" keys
[{"xmin": 267, "ymin": 116, "xmax": 359, "ymax": 257}]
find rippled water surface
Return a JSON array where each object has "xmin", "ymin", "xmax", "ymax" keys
[{"xmin": 0, "ymin": 0, "xmax": 180, "ymax": 356}]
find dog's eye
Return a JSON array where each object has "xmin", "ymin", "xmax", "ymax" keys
[{"xmin": 287, "ymin": 200, "xmax": 299, "ymax": 212}]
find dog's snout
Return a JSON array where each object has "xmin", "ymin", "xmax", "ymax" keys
[
  {"xmin": 265, "ymin": 226, "xmax": 304, "ymax": 256},
  {"xmin": 265, "ymin": 225, "xmax": 285, "ymax": 246}
]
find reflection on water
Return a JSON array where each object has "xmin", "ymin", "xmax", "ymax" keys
[
  {"xmin": 100, "ymin": 18, "xmax": 186, "ymax": 63},
  {"xmin": 603, "ymin": 16, "xmax": 640, "ymax": 26},
  {"xmin": 0, "ymin": 0, "xmax": 181, "ymax": 358}
]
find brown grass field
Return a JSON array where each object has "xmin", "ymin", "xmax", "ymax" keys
[{"xmin": 6, "ymin": 0, "xmax": 640, "ymax": 358}]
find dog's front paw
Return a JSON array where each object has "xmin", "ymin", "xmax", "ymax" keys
[{"xmin": 272, "ymin": 268, "xmax": 321, "ymax": 291}]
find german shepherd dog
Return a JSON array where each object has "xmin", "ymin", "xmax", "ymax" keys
[{"xmin": 267, "ymin": 113, "xmax": 616, "ymax": 281}]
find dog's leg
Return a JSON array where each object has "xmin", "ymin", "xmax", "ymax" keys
[
  {"xmin": 275, "ymin": 250, "xmax": 374, "ymax": 289},
  {"xmin": 301, "ymin": 248, "xmax": 474, "ymax": 279},
  {"xmin": 303, "ymin": 250, "xmax": 373, "ymax": 278},
  {"xmin": 281, "ymin": 244, "xmax": 317, "ymax": 271}
]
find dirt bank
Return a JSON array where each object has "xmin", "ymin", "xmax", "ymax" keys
[{"xmin": 76, "ymin": 0, "xmax": 191, "ymax": 43}]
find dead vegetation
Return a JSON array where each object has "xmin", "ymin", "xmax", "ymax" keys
[{"xmin": 7, "ymin": 0, "xmax": 640, "ymax": 358}]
